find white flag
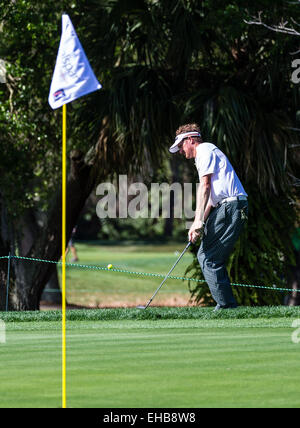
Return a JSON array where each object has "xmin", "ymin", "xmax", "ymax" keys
[{"xmin": 48, "ymin": 14, "xmax": 101, "ymax": 109}]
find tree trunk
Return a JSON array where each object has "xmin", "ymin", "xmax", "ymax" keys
[
  {"xmin": 0, "ymin": 120, "xmax": 113, "ymax": 311},
  {"xmin": 0, "ymin": 260, "xmax": 8, "ymax": 311},
  {"xmin": 1, "ymin": 142, "xmax": 107, "ymax": 310},
  {"xmin": 41, "ymin": 267, "xmax": 62, "ymax": 304},
  {"xmin": 0, "ymin": 195, "xmax": 13, "ymax": 311},
  {"xmin": 10, "ymin": 150, "xmax": 94, "ymax": 310}
]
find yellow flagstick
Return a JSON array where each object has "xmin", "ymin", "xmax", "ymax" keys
[
  {"xmin": 62, "ymin": 103, "xmax": 67, "ymax": 408},
  {"xmin": 48, "ymin": 14, "xmax": 101, "ymax": 407}
]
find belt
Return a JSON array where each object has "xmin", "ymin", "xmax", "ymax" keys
[{"xmin": 216, "ymin": 195, "xmax": 247, "ymax": 207}]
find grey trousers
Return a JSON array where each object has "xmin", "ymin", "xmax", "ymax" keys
[{"xmin": 197, "ymin": 200, "xmax": 248, "ymax": 308}]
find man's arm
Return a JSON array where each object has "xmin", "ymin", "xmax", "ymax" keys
[{"xmin": 188, "ymin": 174, "xmax": 212, "ymax": 243}]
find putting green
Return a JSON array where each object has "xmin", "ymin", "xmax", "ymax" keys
[{"xmin": 1, "ymin": 317, "xmax": 300, "ymax": 408}]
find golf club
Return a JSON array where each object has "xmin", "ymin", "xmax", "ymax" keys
[{"xmin": 137, "ymin": 241, "xmax": 192, "ymax": 310}]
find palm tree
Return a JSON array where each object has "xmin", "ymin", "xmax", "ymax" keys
[
  {"xmin": 92, "ymin": 0, "xmax": 300, "ymax": 305},
  {"xmin": 0, "ymin": 0, "xmax": 299, "ymax": 308}
]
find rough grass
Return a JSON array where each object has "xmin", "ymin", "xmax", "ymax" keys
[{"xmin": 2, "ymin": 306, "xmax": 300, "ymax": 323}]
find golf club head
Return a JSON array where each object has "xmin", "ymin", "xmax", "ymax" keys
[{"xmin": 136, "ymin": 305, "xmax": 147, "ymax": 310}]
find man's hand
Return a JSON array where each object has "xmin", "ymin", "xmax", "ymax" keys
[{"xmin": 188, "ymin": 221, "xmax": 205, "ymax": 243}]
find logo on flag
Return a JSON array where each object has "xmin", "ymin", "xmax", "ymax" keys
[
  {"xmin": 48, "ymin": 14, "xmax": 101, "ymax": 109},
  {"xmin": 53, "ymin": 89, "xmax": 66, "ymax": 102}
]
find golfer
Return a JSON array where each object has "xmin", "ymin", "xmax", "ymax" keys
[{"xmin": 169, "ymin": 123, "xmax": 248, "ymax": 310}]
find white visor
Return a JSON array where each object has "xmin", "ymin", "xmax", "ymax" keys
[{"xmin": 169, "ymin": 131, "xmax": 201, "ymax": 153}]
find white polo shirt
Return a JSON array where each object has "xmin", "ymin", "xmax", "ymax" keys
[{"xmin": 195, "ymin": 143, "xmax": 247, "ymax": 207}]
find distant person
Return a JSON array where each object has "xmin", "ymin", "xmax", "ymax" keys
[
  {"xmin": 66, "ymin": 227, "xmax": 79, "ymax": 262},
  {"xmin": 169, "ymin": 123, "xmax": 248, "ymax": 311}
]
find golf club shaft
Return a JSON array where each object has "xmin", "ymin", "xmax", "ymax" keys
[{"xmin": 144, "ymin": 241, "xmax": 192, "ymax": 308}]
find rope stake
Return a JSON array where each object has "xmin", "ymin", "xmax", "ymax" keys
[{"xmin": 6, "ymin": 253, "xmax": 11, "ymax": 311}]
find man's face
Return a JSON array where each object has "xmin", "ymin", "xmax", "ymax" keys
[{"xmin": 178, "ymin": 137, "xmax": 196, "ymax": 159}]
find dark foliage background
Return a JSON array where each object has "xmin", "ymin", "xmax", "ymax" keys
[{"xmin": 0, "ymin": 0, "xmax": 299, "ymax": 308}]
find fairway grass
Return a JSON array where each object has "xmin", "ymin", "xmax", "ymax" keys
[{"xmin": 1, "ymin": 307, "xmax": 300, "ymax": 408}]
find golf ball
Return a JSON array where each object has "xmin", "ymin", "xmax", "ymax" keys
[{"xmin": 107, "ymin": 264, "xmax": 113, "ymax": 270}]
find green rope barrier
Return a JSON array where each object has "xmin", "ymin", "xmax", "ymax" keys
[{"xmin": 5, "ymin": 254, "xmax": 299, "ymax": 294}]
